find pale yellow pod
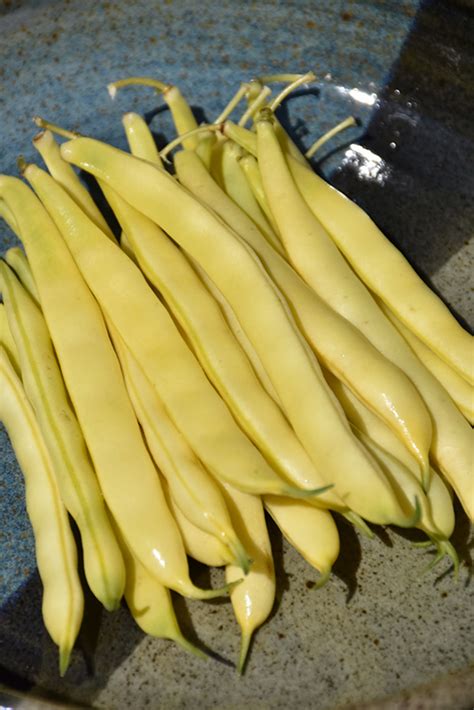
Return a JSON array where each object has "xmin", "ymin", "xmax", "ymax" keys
[
  {"xmin": 33, "ymin": 129, "xmax": 114, "ymax": 239},
  {"xmin": 188, "ymin": 257, "xmax": 282, "ymax": 406},
  {"xmin": 117, "ymin": 529, "xmax": 206, "ymax": 658},
  {"xmin": 0, "ymin": 304, "xmax": 20, "ymax": 376},
  {"xmin": 264, "ymin": 496, "xmax": 340, "ymax": 587},
  {"xmin": 380, "ymin": 302, "xmax": 474, "ymax": 425},
  {"xmin": 5, "ymin": 247, "xmax": 40, "ymax": 303},
  {"xmin": 0, "ymin": 261, "xmax": 126, "ymax": 611},
  {"xmin": 163, "ymin": 481, "xmax": 232, "ymax": 568},
  {"xmin": 325, "ymin": 371, "xmax": 456, "ymax": 540},
  {"xmin": 218, "ymin": 139, "xmax": 283, "ymax": 253},
  {"xmin": 220, "ymin": 484, "xmax": 275, "ymax": 673},
  {"xmin": 239, "ymin": 153, "xmax": 282, "ymax": 239},
  {"xmin": 352, "ymin": 426, "xmax": 436, "ymax": 535},
  {"xmin": 109, "ymin": 321, "xmax": 250, "ymax": 572},
  {"xmin": 195, "ymin": 133, "xmax": 217, "ymax": 171},
  {"xmin": 122, "ymin": 112, "xmax": 163, "ymax": 166},
  {"xmin": 0, "ymin": 346, "xmax": 83, "ymax": 676}
]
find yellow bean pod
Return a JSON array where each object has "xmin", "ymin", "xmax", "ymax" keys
[
  {"xmin": 5, "ymin": 247, "xmax": 40, "ymax": 303},
  {"xmin": 0, "ymin": 346, "xmax": 83, "ymax": 676},
  {"xmin": 0, "ymin": 303, "xmax": 20, "ymax": 376},
  {"xmin": 174, "ymin": 149, "xmax": 434, "ymax": 497},
  {"xmin": 109, "ymin": 77, "xmax": 199, "ymax": 149},
  {"xmin": 264, "ymin": 496, "xmax": 340, "ymax": 587},
  {"xmin": 325, "ymin": 371, "xmax": 456, "ymax": 540},
  {"xmin": 286, "ymin": 156, "xmax": 473, "ymax": 385},
  {"xmin": 239, "ymin": 153, "xmax": 282, "ymax": 238},
  {"xmin": 163, "ymin": 480, "xmax": 232, "ymax": 567},
  {"xmin": 380, "ymin": 302, "xmax": 474, "ymax": 425},
  {"xmin": 218, "ymin": 139, "xmax": 282, "ymax": 252},
  {"xmin": 0, "ymin": 175, "xmax": 232, "ymax": 600},
  {"xmin": 220, "ymin": 484, "xmax": 275, "ymax": 673},
  {"xmin": 28, "ymin": 162, "xmax": 319, "ymax": 501},
  {"xmin": 0, "ymin": 261, "xmax": 126, "ymax": 610},
  {"xmin": 109, "ymin": 321, "xmax": 251, "ymax": 572},
  {"xmin": 33, "ymin": 129, "xmax": 114, "ymax": 239},
  {"xmin": 116, "ymin": 528, "xmax": 206, "ymax": 659},
  {"xmin": 122, "ymin": 112, "xmax": 163, "ymax": 166},
  {"xmin": 61, "ymin": 137, "xmax": 410, "ymax": 526}
]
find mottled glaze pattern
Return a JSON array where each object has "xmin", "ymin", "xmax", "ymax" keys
[{"xmin": 0, "ymin": 0, "xmax": 472, "ymax": 708}]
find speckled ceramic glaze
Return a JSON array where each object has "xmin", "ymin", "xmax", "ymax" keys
[{"xmin": 0, "ymin": 1, "xmax": 473, "ymax": 708}]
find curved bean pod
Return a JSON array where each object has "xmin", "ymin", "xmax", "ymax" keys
[
  {"xmin": 0, "ymin": 346, "xmax": 83, "ymax": 676},
  {"xmin": 220, "ymin": 484, "xmax": 275, "ymax": 673},
  {"xmin": 264, "ymin": 497, "xmax": 339, "ymax": 588},
  {"xmin": 5, "ymin": 247, "xmax": 40, "ymax": 303}
]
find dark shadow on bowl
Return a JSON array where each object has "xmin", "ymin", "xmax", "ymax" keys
[{"xmin": 332, "ymin": 514, "xmax": 363, "ymax": 603}]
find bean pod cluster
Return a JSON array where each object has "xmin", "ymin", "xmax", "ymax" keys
[{"xmin": 0, "ymin": 73, "xmax": 472, "ymax": 675}]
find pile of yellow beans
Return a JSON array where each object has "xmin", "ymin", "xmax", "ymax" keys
[{"xmin": 0, "ymin": 73, "xmax": 472, "ymax": 676}]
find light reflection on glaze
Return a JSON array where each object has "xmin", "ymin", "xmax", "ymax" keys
[
  {"xmin": 152, "ymin": 547, "xmax": 166, "ymax": 569},
  {"xmin": 341, "ymin": 143, "xmax": 391, "ymax": 185}
]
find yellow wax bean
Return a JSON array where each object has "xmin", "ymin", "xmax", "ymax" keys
[
  {"xmin": 0, "ymin": 175, "xmax": 231, "ymax": 600},
  {"xmin": 163, "ymin": 480, "xmax": 232, "ymax": 567},
  {"xmin": 0, "ymin": 303, "xmax": 20, "ymax": 376},
  {"xmin": 255, "ymin": 117, "xmax": 473, "ymax": 510},
  {"xmin": 287, "ymin": 156, "xmax": 473, "ymax": 385},
  {"xmin": 264, "ymin": 497, "xmax": 339, "ymax": 588},
  {"xmin": 325, "ymin": 371, "xmax": 456, "ymax": 540},
  {"xmin": 101, "ymin": 181, "xmax": 341, "ymax": 504},
  {"xmin": 352, "ymin": 426, "xmax": 435, "ymax": 535},
  {"xmin": 0, "ymin": 261, "xmax": 126, "ymax": 610},
  {"xmin": 122, "ymin": 112, "xmax": 163, "ymax": 167},
  {"xmin": 61, "ymin": 137, "xmax": 407, "ymax": 526},
  {"xmin": 195, "ymin": 133, "xmax": 217, "ymax": 171},
  {"xmin": 117, "ymin": 529, "xmax": 206, "ymax": 658},
  {"xmin": 352, "ymin": 426, "xmax": 459, "ymax": 570},
  {"xmin": 33, "ymin": 129, "xmax": 114, "ymax": 239},
  {"xmin": 109, "ymin": 77, "xmax": 199, "ymax": 149},
  {"xmin": 221, "ymin": 484, "xmax": 275, "ymax": 673},
  {"xmin": 380, "ymin": 302, "xmax": 474, "ymax": 425},
  {"xmin": 239, "ymin": 153, "xmax": 282, "ymax": 238},
  {"xmin": 5, "ymin": 247, "xmax": 40, "ymax": 303},
  {"xmin": 187, "ymin": 255, "xmax": 282, "ymax": 406},
  {"xmin": 109, "ymin": 321, "xmax": 251, "ymax": 573},
  {"xmin": 0, "ymin": 199, "xmax": 19, "ymax": 233},
  {"xmin": 26, "ymin": 163, "xmax": 306, "ymax": 501},
  {"xmin": 218, "ymin": 139, "xmax": 282, "ymax": 253},
  {"xmin": 0, "ymin": 346, "xmax": 83, "ymax": 676},
  {"xmin": 174, "ymin": 149, "xmax": 433, "ymax": 492}
]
